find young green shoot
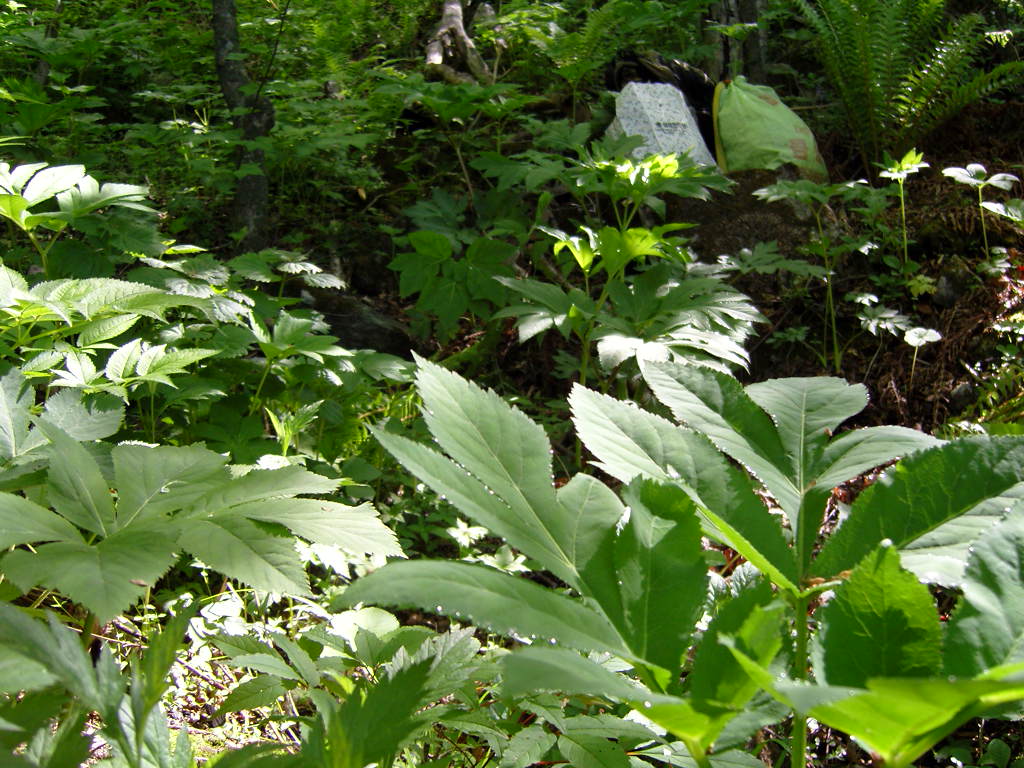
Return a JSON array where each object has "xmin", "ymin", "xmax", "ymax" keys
[
  {"xmin": 942, "ymin": 163, "xmax": 1019, "ymax": 259},
  {"xmin": 904, "ymin": 326, "xmax": 941, "ymax": 391},
  {"xmin": 880, "ymin": 149, "xmax": 929, "ymax": 268}
]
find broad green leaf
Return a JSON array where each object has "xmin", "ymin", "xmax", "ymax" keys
[
  {"xmin": 187, "ymin": 464, "xmax": 339, "ymax": 514},
  {"xmin": 343, "ymin": 560, "xmax": 626, "ymax": 654},
  {"xmin": 561, "ymin": 713, "xmax": 662, "ymax": 747},
  {"xmin": 396, "ymin": 627, "xmax": 483, "ymax": 700},
  {"xmin": 495, "ymin": 276, "xmax": 577, "ymax": 314},
  {"xmin": 945, "ymin": 512, "xmax": 1024, "ymax": 677},
  {"xmin": 642, "ymin": 362, "xmax": 796, "ymax": 518},
  {"xmin": 687, "ymin": 584, "xmax": 782, "ymax": 711},
  {"xmin": 648, "ymin": 596, "xmax": 784, "ymax": 752},
  {"xmin": 745, "ymin": 379, "xmax": 937, "ymax": 491},
  {"xmin": 21, "ymin": 164, "xmax": 86, "ymax": 206},
  {"xmin": 0, "ymin": 366, "xmax": 33, "ymax": 459},
  {"xmin": 37, "ymin": 419, "xmax": 115, "ymax": 536},
  {"xmin": 500, "ymin": 724, "xmax": 556, "ymax": 768},
  {"xmin": 331, "ymin": 659, "xmax": 435, "ymax": 768},
  {"xmin": 235, "ymin": 499, "xmax": 403, "ymax": 557},
  {"xmin": 570, "ymin": 385, "xmax": 798, "ymax": 591},
  {"xmin": 728, "ymin": 641, "xmax": 1024, "ymax": 768},
  {"xmin": 558, "ymin": 732, "xmax": 631, "ymax": 768},
  {"xmin": 570, "ymin": 385, "xmax": 676, "ymax": 482},
  {"xmin": 407, "ymin": 229, "xmax": 452, "ymax": 262},
  {"xmin": 555, "ymin": 473, "xmax": 623, "ymax": 628},
  {"xmin": 178, "ymin": 516, "xmax": 311, "ymax": 597},
  {"xmin": 744, "ymin": 378, "xmax": 868, "ymax": 479},
  {"xmin": 501, "ymin": 645, "xmax": 653, "ymax": 701},
  {"xmin": 0, "ymin": 492, "xmax": 79, "ymax": 547},
  {"xmin": 414, "ymin": 357, "xmax": 576, "ymax": 573},
  {"xmin": 0, "ymin": 265, "xmax": 28, "ymax": 298},
  {"xmin": 813, "ymin": 426, "xmax": 940, "ymax": 490},
  {"xmin": 0, "ymin": 194, "xmax": 29, "ymax": 229},
  {"xmin": 140, "ymin": 347, "xmax": 217, "ymax": 381},
  {"xmin": 272, "ymin": 633, "xmax": 323, "ymax": 686},
  {"xmin": 55, "ymin": 177, "xmax": 151, "ymax": 217},
  {"xmin": 615, "ymin": 480, "xmax": 706, "ymax": 672},
  {"xmin": 227, "ymin": 652, "xmax": 302, "ymax": 681},
  {"xmin": 112, "ymin": 443, "xmax": 229, "ymax": 526},
  {"xmin": 813, "ymin": 436, "xmax": 1024, "ymax": 584},
  {"xmin": 645, "ymin": 366, "xmax": 936, "ymax": 574},
  {"xmin": 2, "ymin": 520, "xmax": 177, "ymax": 623},
  {"xmin": 779, "ymin": 677, "xmax": 1024, "ymax": 768},
  {"xmin": 76, "ymin": 313, "xmax": 140, "ymax": 347},
  {"xmin": 217, "ymin": 676, "xmax": 286, "ymax": 714},
  {"xmin": 38, "ymin": 389, "xmax": 123, "ymax": 443},
  {"xmin": 0, "ymin": 645, "xmax": 56, "ymax": 694},
  {"xmin": 372, "ymin": 429, "xmax": 572, "ymax": 574},
  {"xmin": 811, "ymin": 545, "xmax": 941, "ymax": 687},
  {"xmin": 105, "ymin": 338, "xmax": 143, "ymax": 382},
  {"xmin": 0, "ymin": 606, "xmax": 102, "ymax": 707},
  {"xmin": 379, "ymin": 358, "xmax": 593, "ymax": 586}
]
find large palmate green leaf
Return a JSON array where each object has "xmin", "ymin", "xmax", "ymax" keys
[
  {"xmin": 641, "ymin": 364, "xmax": 938, "ymax": 572},
  {"xmin": 813, "ymin": 436, "xmax": 1024, "ymax": 584},
  {"xmin": 945, "ymin": 511, "xmax": 1024, "ymax": 677},
  {"xmin": 367, "ymin": 360, "xmax": 727, "ymax": 676},
  {"xmin": 4, "ymin": 521, "xmax": 177, "ymax": 622},
  {"xmin": 642, "ymin": 363, "xmax": 794, "ymax": 512},
  {"xmin": 186, "ymin": 463, "xmax": 340, "ymax": 513},
  {"xmin": 810, "ymin": 545, "xmax": 941, "ymax": 687},
  {"xmin": 2, "ymin": 423, "xmax": 401, "ymax": 621},
  {"xmin": 415, "ymin": 357, "xmax": 575, "ymax": 570},
  {"xmin": 235, "ymin": 499, "xmax": 402, "ymax": 557},
  {"xmin": 38, "ymin": 418, "xmax": 115, "ymax": 536},
  {"xmin": 112, "ymin": 443, "xmax": 229, "ymax": 525},
  {"xmin": 0, "ymin": 493, "xmax": 79, "ymax": 547},
  {"xmin": 178, "ymin": 515, "xmax": 313, "ymax": 597},
  {"xmin": 643, "ymin": 594, "xmax": 785, "ymax": 755},
  {"xmin": 374, "ymin": 356, "xmax": 622, "ymax": 590},
  {"xmin": 614, "ymin": 480, "xmax": 707, "ymax": 674},
  {"xmin": 502, "ymin": 589, "xmax": 785, "ymax": 758},
  {"xmin": 729, "ymin": 636, "xmax": 1024, "ymax": 768},
  {"xmin": 570, "ymin": 385, "xmax": 798, "ymax": 591},
  {"xmin": 0, "ymin": 366, "xmax": 34, "ymax": 459},
  {"xmin": 344, "ymin": 560, "xmax": 626, "ymax": 654},
  {"xmin": 501, "ymin": 645, "xmax": 652, "ymax": 702}
]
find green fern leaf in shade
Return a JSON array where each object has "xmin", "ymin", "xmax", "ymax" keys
[{"xmin": 795, "ymin": 1, "xmax": 1024, "ymax": 169}]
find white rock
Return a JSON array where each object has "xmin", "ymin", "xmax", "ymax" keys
[{"xmin": 607, "ymin": 81, "xmax": 716, "ymax": 167}]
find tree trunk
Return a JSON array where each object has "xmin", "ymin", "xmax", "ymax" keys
[
  {"xmin": 425, "ymin": 0, "xmax": 492, "ymax": 84},
  {"xmin": 703, "ymin": 0, "xmax": 765, "ymax": 82},
  {"xmin": 211, "ymin": 0, "xmax": 275, "ymax": 253}
]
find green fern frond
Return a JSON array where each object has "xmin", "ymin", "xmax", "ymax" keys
[
  {"xmin": 912, "ymin": 60, "xmax": 1024, "ymax": 142},
  {"xmin": 798, "ymin": 0, "xmax": 1023, "ymax": 170},
  {"xmin": 893, "ymin": 16, "xmax": 983, "ymax": 145},
  {"xmin": 546, "ymin": 0, "xmax": 629, "ymax": 85}
]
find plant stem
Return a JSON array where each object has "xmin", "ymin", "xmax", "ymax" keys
[
  {"xmin": 977, "ymin": 187, "xmax": 990, "ymax": 259},
  {"xmin": 683, "ymin": 738, "xmax": 714, "ymax": 768},
  {"xmin": 790, "ymin": 594, "xmax": 811, "ymax": 768},
  {"xmin": 898, "ymin": 180, "xmax": 908, "ymax": 267},
  {"xmin": 448, "ymin": 134, "xmax": 474, "ymax": 203},
  {"xmin": 249, "ymin": 356, "xmax": 275, "ymax": 415}
]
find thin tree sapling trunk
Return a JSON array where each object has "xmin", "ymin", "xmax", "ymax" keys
[{"xmin": 212, "ymin": 0, "xmax": 275, "ymax": 252}]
